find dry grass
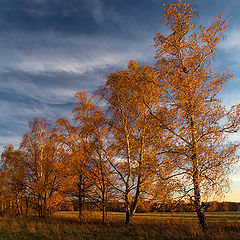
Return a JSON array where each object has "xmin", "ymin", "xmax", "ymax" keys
[
  {"xmin": 1, "ymin": 212, "xmax": 240, "ymax": 239},
  {"xmin": 55, "ymin": 211, "xmax": 240, "ymax": 222}
]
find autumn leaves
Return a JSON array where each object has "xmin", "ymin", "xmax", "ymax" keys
[{"xmin": 1, "ymin": 0, "xmax": 240, "ymax": 232}]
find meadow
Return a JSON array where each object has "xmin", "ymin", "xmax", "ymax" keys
[{"xmin": 1, "ymin": 211, "xmax": 240, "ymax": 240}]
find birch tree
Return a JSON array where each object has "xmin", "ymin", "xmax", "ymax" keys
[
  {"xmin": 150, "ymin": 0, "xmax": 240, "ymax": 231},
  {"xmin": 97, "ymin": 61, "xmax": 168, "ymax": 224},
  {"xmin": 56, "ymin": 90, "xmax": 113, "ymax": 222},
  {"xmin": 20, "ymin": 118, "xmax": 61, "ymax": 217}
]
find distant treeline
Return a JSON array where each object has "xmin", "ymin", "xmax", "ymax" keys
[
  {"xmin": 62, "ymin": 200, "xmax": 240, "ymax": 213},
  {"xmin": 59, "ymin": 199, "xmax": 240, "ymax": 213},
  {"xmin": 93, "ymin": 200, "xmax": 240, "ymax": 213},
  {"xmin": 2, "ymin": 196, "xmax": 239, "ymax": 218},
  {"xmin": 154, "ymin": 201, "xmax": 240, "ymax": 213}
]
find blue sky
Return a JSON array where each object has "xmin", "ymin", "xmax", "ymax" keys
[{"xmin": 0, "ymin": 0, "xmax": 240, "ymax": 201}]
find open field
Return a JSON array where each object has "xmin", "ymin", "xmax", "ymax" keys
[
  {"xmin": 1, "ymin": 212, "xmax": 240, "ymax": 239},
  {"xmin": 55, "ymin": 211, "xmax": 240, "ymax": 223}
]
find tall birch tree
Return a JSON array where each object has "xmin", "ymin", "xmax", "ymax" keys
[{"xmin": 150, "ymin": 0, "xmax": 240, "ymax": 231}]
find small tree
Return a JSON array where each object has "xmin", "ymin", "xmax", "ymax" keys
[
  {"xmin": 1, "ymin": 145, "xmax": 27, "ymax": 215},
  {"xmin": 73, "ymin": 91, "xmax": 114, "ymax": 223},
  {"xmin": 85, "ymin": 126, "xmax": 115, "ymax": 223},
  {"xmin": 56, "ymin": 117, "xmax": 94, "ymax": 220},
  {"xmin": 20, "ymin": 118, "xmax": 61, "ymax": 217},
  {"xmin": 56, "ymin": 91, "xmax": 113, "ymax": 222}
]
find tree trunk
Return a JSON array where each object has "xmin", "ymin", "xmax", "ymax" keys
[
  {"xmin": 43, "ymin": 193, "xmax": 47, "ymax": 217},
  {"xmin": 130, "ymin": 176, "xmax": 141, "ymax": 217},
  {"xmin": 125, "ymin": 192, "xmax": 132, "ymax": 225},
  {"xmin": 101, "ymin": 189, "xmax": 106, "ymax": 223},
  {"xmin": 190, "ymin": 113, "xmax": 208, "ymax": 232},
  {"xmin": 16, "ymin": 197, "xmax": 21, "ymax": 215},
  {"xmin": 25, "ymin": 197, "xmax": 29, "ymax": 215},
  {"xmin": 20, "ymin": 199, "xmax": 23, "ymax": 215},
  {"xmin": 78, "ymin": 174, "xmax": 84, "ymax": 221},
  {"xmin": 125, "ymin": 208, "xmax": 132, "ymax": 225},
  {"xmin": 130, "ymin": 133, "xmax": 143, "ymax": 218},
  {"xmin": 37, "ymin": 195, "xmax": 41, "ymax": 217},
  {"xmin": 78, "ymin": 196, "xmax": 83, "ymax": 219},
  {"xmin": 193, "ymin": 169, "xmax": 208, "ymax": 232},
  {"xmin": 124, "ymin": 130, "xmax": 133, "ymax": 225},
  {"xmin": 101, "ymin": 167, "xmax": 106, "ymax": 224},
  {"xmin": 102, "ymin": 204, "xmax": 106, "ymax": 223}
]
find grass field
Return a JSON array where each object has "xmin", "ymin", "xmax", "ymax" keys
[
  {"xmin": 1, "ymin": 211, "xmax": 240, "ymax": 239},
  {"xmin": 54, "ymin": 211, "xmax": 240, "ymax": 223}
]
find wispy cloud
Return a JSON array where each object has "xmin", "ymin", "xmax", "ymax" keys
[{"xmin": 221, "ymin": 29, "xmax": 240, "ymax": 51}]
